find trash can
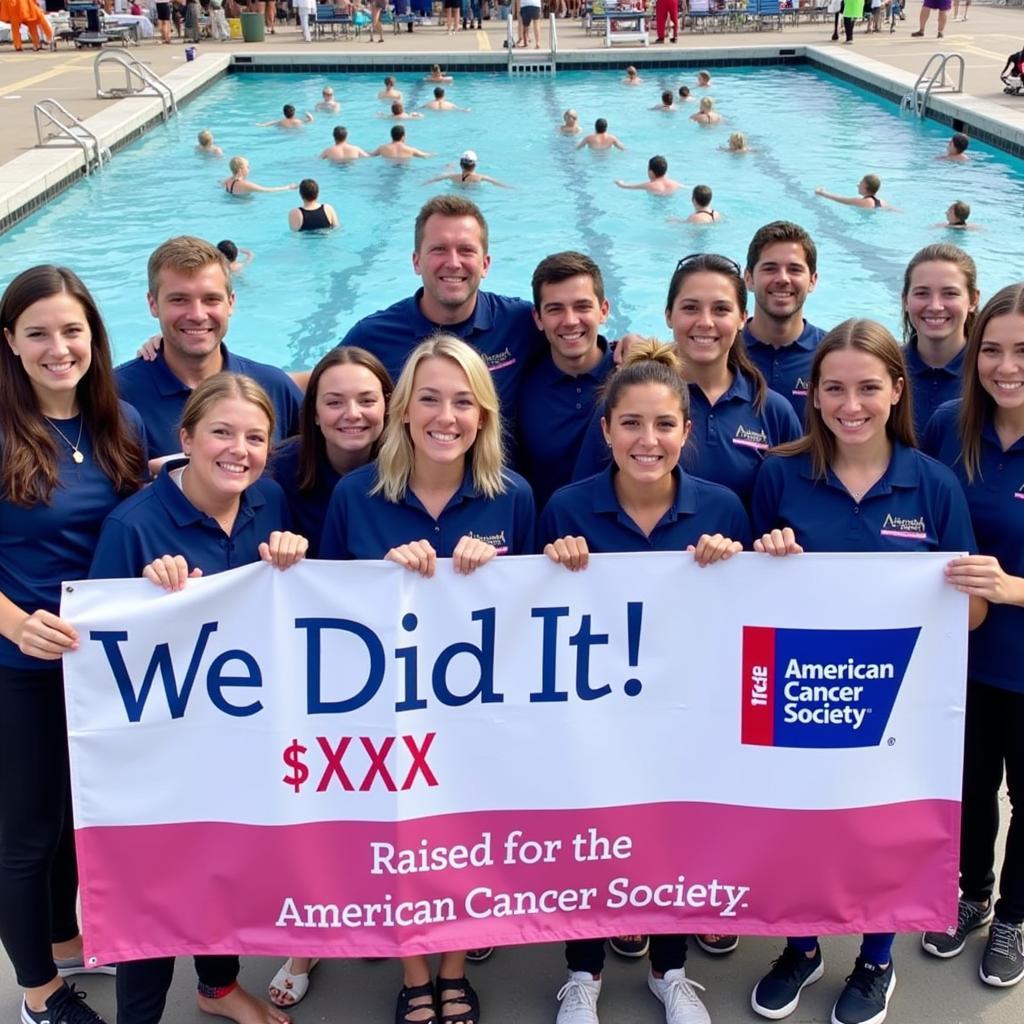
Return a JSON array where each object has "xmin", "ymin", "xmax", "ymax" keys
[{"xmin": 240, "ymin": 11, "xmax": 265, "ymax": 41}]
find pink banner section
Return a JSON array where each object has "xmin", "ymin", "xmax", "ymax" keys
[{"xmin": 77, "ymin": 800, "xmax": 960, "ymax": 964}]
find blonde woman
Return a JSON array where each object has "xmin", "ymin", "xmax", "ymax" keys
[{"xmin": 222, "ymin": 156, "xmax": 297, "ymax": 197}]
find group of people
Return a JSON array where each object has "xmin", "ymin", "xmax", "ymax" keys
[{"xmin": 1, "ymin": 192, "xmax": 1022, "ymax": 1024}]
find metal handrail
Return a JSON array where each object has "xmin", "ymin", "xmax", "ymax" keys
[
  {"xmin": 902, "ymin": 52, "xmax": 965, "ymax": 117},
  {"xmin": 506, "ymin": 14, "xmax": 515, "ymax": 72},
  {"xmin": 33, "ymin": 98, "xmax": 107, "ymax": 173},
  {"xmin": 94, "ymin": 49, "xmax": 177, "ymax": 120},
  {"xmin": 549, "ymin": 11, "xmax": 558, "ymax": 65}
]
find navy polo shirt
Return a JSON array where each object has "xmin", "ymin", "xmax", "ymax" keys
[
  {"xmin": 750, "ymin": 442, "xmax": 976, "ymax": 555},
  {"xmin": 90, "ymin": 461, "xmax": 292, "ymax": 580},
  {"xmin": 268, "ymin": 436, "xmax": 341, "ymax": 558},
  {"xmin": 339, "ymin": 288, "xmax": 546, "ymax": 428},
  {"xmin": 115, "ymin": 343, "xmax": 303, "ymax": 458},
  {"xmin": 924, "ymin": 401, "xmax": 1024, "ymax": 693},
  {"xmin": 319, "ymin": 461, "xmax": 536, "ymax": 560},
  {"xmin": 518, "ymin": 340, "xmax": 615, "ymax": 508},
  {"xmin": 743, "ymin": 319, "xmax": 825, "ymax": 425},
  {"xmin": 0, "ymin": 403, "xmax": 147, "ymax": 670},
  {"xmin": 573, "ymin": 374, "xmax": 802, "ymax": 509},
  {"xmin": 904, "ymin": 340, "xmax": 965, "ymax": 441},
  {"xmin": 539, "ymin": 466, "xmax": 752, "ymax": 553}
]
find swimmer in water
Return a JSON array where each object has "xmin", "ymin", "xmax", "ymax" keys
[
  {"xmin": 423, "ymin": 150, "xmax": 511, "ymax": 188},
  {"xmin": 697, "ymin": 70, "xmax": 712, "ymax": 87},
  {"xmin": 815, "ymin": 174, "xmax": 893, "ymax": 210},
  {"xmin": 422, "ymin": 87, "xmax": 471, "ymax": 112},
  {"xmin": 256, "ymin": 104, "xmax": 314, "ymax": 128},
  {"xmin": 378, "ymin": 76, "xmax": 402, "ymax": 101},
  {"xmin": 623, "ymin": 65, "xmax": 643, "ymax": 85},
  {"xmin": 425, "ymin": 64, "xmax": 453, "ymax": 83},
  {"xmin": 368, "ymin": 124, "xmax": 432, "ymax": 160},
  {"xmin": 720, "ymin": 132, "xmax": 750, "ymax": 153},
  {"xmin": 651, "ymin": 90, "xmax": 676, "ymax": 112},
  {"xmin": 690, "ymin": 97, "xmax": 722, "ymax": 125},
  {"xmin": 615, "ymin": 155, "xmax": 682, "ymax": 195},
  {"xmin": 938, "ymin": 132, "xmax": 970, "ymax": 162},
  {"xmin": 576, "ymin": 118, "xmax": 626, "ymax": 151},
  {"xmin": 216, "ymin": 239, "xmax": 254, "ymax": 272},
  {"xmin": 319, "ymin": 126, "xmax": 371, "ymax": 163},
  {"xmin": 380, "ymin": 101, "xmax": 423, "ymax": 120},
  {"xmin": 560, "ymin": 109, "xmax": 582, "ymax": 135},
  {"xmin": 936, "ymin": 200, "xmax": 980, "ymax": 230},
  {"xmin": 683, "ymin": 184, "xmax": 723, "ymax": 223},
  {"xmin": 195, "ymin": 130, "xmax": 223, "ymax": 157},
  {"xmin": 677, "ymin": 85, "xmax": 693, "ymax": 103},
  {"xmin": 316, "ymin": 87, "xmax": 340, "ymax": 114}
]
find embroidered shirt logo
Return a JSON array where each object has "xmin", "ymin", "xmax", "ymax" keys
[
  {"xmin": 731, "ymin": 425, "xmax": 769, "ymax": 451},
  {"xmin": 879, "ymin": 512, "xmax": 927, "ymax": 540}
]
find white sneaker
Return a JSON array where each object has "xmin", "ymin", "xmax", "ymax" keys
[
  {"xmin": 648, "ymin": 969, "xmax": 711, "ymax": 1024},
  {"xmin": 556, "ymin": 972, "xmax": 601, "ymax": 1024}
]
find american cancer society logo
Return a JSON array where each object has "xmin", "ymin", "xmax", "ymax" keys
[{"xmin": 741, "ymin": 626, "xmax": 920, "ymax": 748}]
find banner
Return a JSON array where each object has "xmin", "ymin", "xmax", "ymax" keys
[{"xmin": 62, "ymin": 552, "xmax": 967, "ymax": 965}]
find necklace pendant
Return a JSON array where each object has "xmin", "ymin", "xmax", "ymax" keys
[{"xmin": 72, "ymin": 450, "xmax": 85, "ymax": 464}]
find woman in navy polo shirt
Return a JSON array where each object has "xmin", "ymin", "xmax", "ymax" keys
[
  {"xmin": 921, "ymin": 284, "xmax": 1024, "ymax": 987},
  {"xmin": 320, "ymin": 333, "xmax": 535, "ymax": 1024},
  {"xmin": 574, "ymin": 254, "xmax": 801, "ymax": 509},
  {"xmin": 541, "ymin": 342, "xmax": 749, "ymax": 1024},
  {"xmin": 901, "ymin": 244, "xmax": 979, "ymax": 438},
  {"xmin": 0, "ymin": 266, "xmax": 146, "ymax": 1024},
  {"xmin": 90, "ymin": 373, "xmax": 306, "ymax": 1024},
  {"xmin": 270, "ymin": 347, "xmax": 393, "ymax": 561},
  {"xmin": 749, "ymin": 320, "xmax": 983, "ymax": 1024}
]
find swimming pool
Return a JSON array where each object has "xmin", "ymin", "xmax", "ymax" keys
[{"xmin": 2, "ymin": 64, "xmax": 1021, "ymax": 368}]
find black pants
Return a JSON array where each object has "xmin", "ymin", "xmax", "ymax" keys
[
  {"xmin": 960, "ymin": 681, "xmax": 1024, "ymax": 924},
  {"xmin": 0, "ymin": 664, "xmax": 80, "ymax": 988},
  {"xmin": 565, "ymin": 935, "xmax": 687, "ymax": 975},
  {"xmin": 843, "ymin": 15, "xmax": 854, "ymax": 40},
  {"xmin": 117, "ymin": 956, "xmax": 240, "ymax": 1024}
]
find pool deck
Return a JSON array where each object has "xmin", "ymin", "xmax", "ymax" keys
[{"xmin": 1, "ymin": 4, "xmax": 1023, "ymax": 230}]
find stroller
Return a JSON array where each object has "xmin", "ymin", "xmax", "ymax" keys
[{"xmin": 1002, "ymin": 46, "xmax": 1024, "ymax": 95}]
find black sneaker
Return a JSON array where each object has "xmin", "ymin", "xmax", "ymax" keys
[
  {"xmin": 922, "ymin": 898, "xmax": 992, "ymax": 958},
  {"xmin": 831, "ymin": 957, "xmax": 894, "ymax": 1024},
  {"xmin": 21, "ymin": 984, "xmax": 107, "ymax": 1024},
  {"xmin": 609, "ymin": 934, "xmax": 649, "ymax": 958},
  {"xmin": 751, "ymin": 943, "xmax": 823, "ymax": 1019},
  {"xmin": 980, "ymin": 919, "xmax": 1024, "ymax": 987}
]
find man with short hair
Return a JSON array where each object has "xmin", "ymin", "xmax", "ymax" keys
[
  {"xmin": 518, "ymin": 251, "xmax": 615, "ymax": 506},
  {"xmin": 337, "ymin": 196, "xmax": 543, "ymax": 436},
  {"xmin": 422, "ymin": 86, "xmax": 471, "ymax": 112},
  {"xmin": 939, "ymin": 132, "xmax": 970, "ymax": 162},
  {"xmin": 319, "ymin": 126, "xmax": 370, "ymax": 163},
  {"xmin": 257, "ymin": 104, "xmax": 313, "ymax": 129},
  {"xmin": 369, "ymin": 125, "xmax": 432, "ymax": 160},
  {"xmin": 117, "ymin": 236, "xmax": 302, "ymax": 459},
  {"xmin": 742, "ymin": 221, "xmax": 825, "ymax": 422},
  {"xmin": 576, "ymin": 118, "xmax": 626, "ymax": 151},
  {"xmin": 615, "ymin": 155, "xmax": 681, "ymax": 195},
  {"xmin": 380, "ymin": 101, "xmax": 423, "ymax": 121}
]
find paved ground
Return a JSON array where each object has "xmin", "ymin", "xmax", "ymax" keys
[
  {"xmin": 0, "ymin": 4, "xmax": 1023, "ymax": 166},
  {"xmin": 1, "ymin": 5, "xmax": 1023, "ymax": 1022}
]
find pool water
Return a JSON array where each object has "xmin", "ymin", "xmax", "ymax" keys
[{"xmin": 2, "ymin": 65, "xmax": 1021, "ymax": 369}]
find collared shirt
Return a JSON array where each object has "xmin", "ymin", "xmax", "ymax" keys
[
  {"xmin": 573, "ymin": 374, "xmax": 802, "ymax": 509},
  {"xmin": 0, "ymin": 403, "xmax": 147, "ymax": 670},
  {"xmin": 743, "ymin": 319, "xmax": 825, "ymax": 424},
  {"xmin": 318, "ymin": 462, "xmax": 536, "ymax": 560},
  {"xmin": 924, "ymin": 400, "xmax": 1024, "ymax": 692},
  {"xmin": 904, "ymin": 339, "xmax": 966, "ymax": 441},
  {"xmin": 751, "ymin": 442, "xmax": 976, "ymax": 555},
  {"xmin": 115, "ymin": 344, "xmax": 303, "ymax": 457},
  {"xmin": 90, "ymin": 461, "xmax": 292, "ymax": 580},
  {"xmin": 518, "ymin": 339, "xmax": 615, "ymax": 508},
  {"xmin": 268, "ymin": 436, "xmax": 341, "ymax": 559},
  {"xmin": 539, "ymin": 465, "xmax": 751, "ymax": 552},
  {"xmin": 339, "ymin": 289, "xmax": 546, "ymax": 440}
]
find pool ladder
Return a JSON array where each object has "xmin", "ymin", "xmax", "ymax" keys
[
  {"xmin": 94, "ymin": 50, "xmax": 177, "ymax": 121},
  {"xmin": 901, "ymin": 52, "xmax": 965, "ymax": 118},
  {"xmin": 507, "ymin": 13, "xmax": 557, "ymax": 74},
  {"xmin": 33, "ymin": 99, "xmax": 109, "ymax": 174}
]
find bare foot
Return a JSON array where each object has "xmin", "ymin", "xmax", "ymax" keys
[{"xmin": 198, "ymin": 985, "xmax": 291, "ymax": 1024}]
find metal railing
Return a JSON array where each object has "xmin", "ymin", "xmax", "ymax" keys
[
  {"xmin": 507, "ymin": 12, "xmax": 557, "ymax": 73},
  {"xmin": 901, "ymin": 52, "xmax": 965, "ymax": 117},
  {"xmin": 33, "ymin": 99, "xmax": 108, "ymax": 173},
  {"xmin": 94, "ymin": 50, "xmax": 177, "ymax": 120}
]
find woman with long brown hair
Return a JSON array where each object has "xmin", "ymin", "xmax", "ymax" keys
[{"xmin": 0, "ymin": 266, "xmax": 146, "ymax": 1024}]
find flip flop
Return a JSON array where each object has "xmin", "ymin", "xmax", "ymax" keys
[{"xmin": 268, "ymin": 958, "xmax": 320, "ymax": 1007}]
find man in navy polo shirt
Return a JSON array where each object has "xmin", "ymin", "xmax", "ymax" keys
[
  {"xmin": 518, "ymin": 251, "xmax": 615, "ymax": 509},
  {"xmin": 742, "ymin": 221, "xmax": 825, "ymax": 425},
  {"xmin": 117, "ymin": 236, "xmax": 302, "ymax": 460},
  {"xmin": 338, "ymin": 195, "xmax": 544, "ymax": 437}
]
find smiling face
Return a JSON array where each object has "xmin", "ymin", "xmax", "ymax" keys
[
  {"xmin": 412, "ymin": 214, "xmax": 491, "ymax": 323},
  {"xmin": 148, "ymin": 263, "xmax": 235, "ymax": 362},
  {"xmin": 904, "ymin": 260, "xmax": 977, "ymax": 350},
  {"xmin": 746, "ymin": 241, "xmax": 817, "ymax": 324},
  {"xmin": 602, "ymin": 382, "xmax": 690, "ymax": 489},
  {"xmin": 814, "ymin": 349, "xmax": 904, "ymax": 452},
  {"xmin": 180, "ymin": 396, "xmax": 270, "ymax": 501},
  {"xmin": 533, "ymin": 274, "xmax": 609, "ymax": 372},
  {"xmin": 404, "ymin": 356, "xmax": 483, "ymax": 471},
  {"xmin": 976, "ymin": 313, "xmax": 1024, "ymax": 415},
  {"xmin": 315, "ymin": 362, "xmax": 386, "ymax": 464},
  {"xmin": 4, "ymin": 291, "xmax": 93, "ymax": 412},
  {"xmin": 666, "ymin": 271, "xmax": 745, "ymax": 371}
]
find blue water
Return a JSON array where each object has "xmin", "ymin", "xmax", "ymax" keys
[{"xmin": 2, "ymin": 65, "xmax": 1022, "ymax": 369}]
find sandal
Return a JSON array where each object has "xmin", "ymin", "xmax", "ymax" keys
[
  {"xmin": 437, "ymin": 976, "xmax": 480, "ymax": 1024},
  {"xmin": 268, "ymin": 957, "xmax": 320, "ymax": 1007},
  {"xmin": 396, "ymin": 981, "xmax": 437, "ymax": 1024}
]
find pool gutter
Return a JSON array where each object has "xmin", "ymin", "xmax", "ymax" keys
[{"xmin": 2, "ymin": 43, "xmax": 1023, "ymax": 235}]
